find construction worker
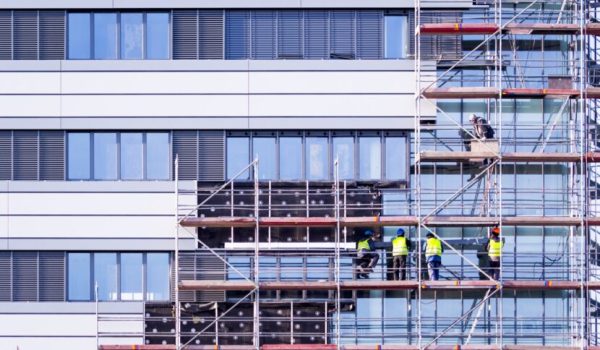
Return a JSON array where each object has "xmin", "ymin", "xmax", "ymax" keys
[
  {"xmin": 391, "ymin": 228, "xmax": 412, "ymax": 280},
  {"xmin": 486, "ymin": 226, "xmax": 503, "ymax": 280},
  {"xmin": 424, "ymin": 232, "xmax": 443, "ymax": 281},
  {"xmin": 469, "ymin": 113, "xmax": 495, "ymax": 140},
  {"xmin": 356, "ymin": 229, "xmax": 379, "ymax": 279}
]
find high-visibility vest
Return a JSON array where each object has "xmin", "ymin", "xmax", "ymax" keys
[
  {"xmin": 425, "ymin": 238, "xmax": 442, "ymax": 258},
  {"xmin": 357, "ymin": 239, "xmax": 371, "ymax": 251},
  {"xmin": 488, "ymin": 239, "xmax": 503, "ymax": 258},
  {"xmin": 392, "ymin": 236, "xmax": 409, "ymax": 256}
]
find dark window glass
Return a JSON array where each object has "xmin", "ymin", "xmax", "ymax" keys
[
  {"xmin": 120, "ymin": 133, "xmax": 143, "ymax": 180},
  {"xmin": 68, "ymin": 253, "xmax": 91, "ymax": 301},
  {"xmin": 333, "ymin": 137, "xmax": 354, "ymax": 180},
  {"xmin": 384, "ymin": 16, "xmax": 407, "ymax": 59},
  {"xmin": 120, "ymin": 13, "xmax": 143, "ymax": 59},
  {"xmin": 94, "ymin": 133, "xmax": 118, "ymax": 180},
  {"xmin": 68, "ymin": 13, "xmax": 91, "ymax": 59},
  {"xmin": 386, "ymin": 136, "xmax": 406, "ymax": 180},
  {"xmin": 279, "ymin": 137, "xmax": 302, "ymax": 180},
  {"xmin": 94, "ymin": 253, "xmax": 117, "ymax": 301},
  {"xmin": 120, "ymin": 253, "xmax": 143, "ymax": 301},
  {"xmin": 306, "ymin": 137, "xmax": 328, "ymax": 180},
  {"xmin": 359, "ymin": 137, "xmax": 381, "ymax": 180},
  {"xmin": 68, "ymin": 133, "xmax": 91, "ymax": 180},
  {"xmin": 227, "ymin": 137, "xmax": 250, "ymax": 179},
  {"xmin": 146, "ymin": 13, "xmax": 170, "ymax": 59},
  {"xmin": 253, "ymin": 137, "xmax": 276, "ymax": 180},
  {"xmin": 146, "ymin": 133, "xmax": 170, "ymax": 180},
  {"xmin": 94, "ymin": 13, "xmax": 118, "ymax": 59},
  {"xmin": 146, "ymin": 253, "xmax": 170, "ymax": 301}
]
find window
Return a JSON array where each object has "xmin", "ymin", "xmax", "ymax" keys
[
  {"xmin": 253, "ymin": 137, "xmax": 276, "ymax": 180},
  {"xmin": 359, "ymin": 136, "xmax": 382, "ymax": 180},
  {"xmin": 333, "ymin": 136, "xmax": 354, "ymax": 180},
  {"xmin": 94, "ymin": 13, "xmax": 118, "ymax": 59},
  {"xmin": 68, "ymin": 253, "xmax": 91, "ymax": 301},
  {"xmin": 227, "ymin": 137, "xmax": 250, "ymax": 179},
  {"xmin": 67, "ymin": 132, "xmax": 170, "ymax": 180},
  {"xmin": 384, "ymin": 16, "xmax": 408, "ymax": 59},
  {"xmin": 67, "ymin": 252, "xmax": 170, "ymax": 302},
  {"xmin": 279, "ymin": 137, "xmax": 302, "ymax": 180},
  {"xmin": 146, "ymin": 253, "xmax": 170, "ymax": 301},
  {"xmin": 67, "ymin": 12, "xmax": 169, "ymax": 60},
  {"xmin": 120, "ymin": 253, "xmax": 143, "ymax": 301},
  {"xmin": 385, "ymin": 136, "xmax": 406, "ymax": 180},
  {"xmin": 68, "ymin": 13, "xmax": 91, "ymax": 59},
  {"xmin": 67, "ymin": 133, "xmax": 91, "ymax": 180},
  {"xmin": 94, "ymin": 253, "xmax": 118, "ymax": 301},
  {"xmin": 121, "ymin": 13, "xmax": 144, "ymax": 59},
  {"xmin": 306, "ymin": 137, "xmax": 328, "ymax": 180},
  {"xmin": 146, "ymin": 13, "xmax": 170, "ymax": 59}
]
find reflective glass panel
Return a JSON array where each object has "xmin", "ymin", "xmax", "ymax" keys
[
  {"xmin": 68, "ymin": 133, "xmax": 91, "ymax": 180},
  {"xmin": 306, "ymin": 137, "xmax": 328, "ymax": 180},
  {"xmin": 93, "ymin": 133, "xmax": 118, "ymax": 180},
  {"xmin": 146, "ymin": 253, "xmax": 170, "ymax": 301},
  {"xmin": 227, "ymin": 137, "xmax": 250, "ymax": 179},
  {"xmin": 94, "ymin": 253, "xmax": 118, "ymax": 301},
  {"xmin": 68, "ymin": 253, "xmax": 91, "ymax": 301},
  {"xmin": 120, "ymin": 13, "xmax": 143, "ymax": 59},
  {"xmin": 120, "ymin": 133, "xmax": 143, "ymax": 180},
  {"xmin": 385, "ymin": 137, "xmax": 406, "ymax": 180},
  {"xmin": 120, "ymin": 253, "xmax": 143, "ymax": 300},
  {"xmin": 253, "ymin": 137, "xmax": 276, "ymax": 180},
  {"xmin": 359, "ymin": 137, "xmax": 381, "ymax": 180},
  {"xmin": 333, "ymin": 137, "xmax": 354, "ymax": 180},
  {"xmin": 146, "ymin": 13, "xmax": 170, "ymax": 59},
  {"xmin": 146, "ymin": 133, "xmax": 170, "ymax": 180},
  {"xmin": 279, "ymin": 137, "xmax": 302, "ymax": 180},
  {"xmin": 384, "ymin": 16, "xmax": 407, "ymax": 59},
  {"xmin": 94, "ymin": 13, "xmax": 118, "ymax": 59},
  {"xmin": 68, "ymin": 13, "xmax": 91, "ymax": 59}
]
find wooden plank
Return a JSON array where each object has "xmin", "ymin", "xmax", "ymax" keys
[
  {"xmin": 422, "ymin": 87, "xmax": 499, "ymax": 99},
  {"xmin": 420, "ymin": 22, "xmax": 600, "ymax": 36},
  {"xmin": 419, "ymin": 151, "xmax": 600, "ymax": 163},
  {"xmin": 502, "ymin": 88, "xmax": 579, "ymax": 98},
  {"xmin": 419, "ymin": 23, "xmax": 498, "ymax": 35},
  {"xmin": 179, "ymin": 280, "xmax": 255, "ymax": 291},
  {"xmin": 180, "ymin": 217, "xmax": 256, "ymax": 228}
]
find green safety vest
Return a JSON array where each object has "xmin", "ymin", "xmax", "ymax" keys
[
  {"xmin": 357, "ymin": 238, "xmax": 371, "ymax": 251},
  {"xmin": 392, "ymin": 236, "xmax": 408, "ymax": 256},
  {"xmin": 425, "ymin": 238, "xmax": 442, "ymax": 258},
  {"xmin": 488, "ymin": 239, "xmax": 503, "ymax": 258}
]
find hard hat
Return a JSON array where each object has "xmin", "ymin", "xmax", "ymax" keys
[
  {"xmin": 396, "ymin": 228, "xmax": 405, "ymax": 236},
  {"xmin": 426, "ymin": 232, "xmax": 434, "ymax": 238},
  {"xmin": 492, "ymin": 226, "xmax": 500, "ymax": 235},
  {"xmin": 469, "ymin": 113, "xmax": 477, "ymax": 122},
  {"xmin": 364, "ymin": 230, "xmax": 374, "ymax": 237}
]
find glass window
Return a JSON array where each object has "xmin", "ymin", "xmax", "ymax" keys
[
  {"xmin": 306, "ymin": 137, "xmax": 328, "ymax": 180},
  {"xmin": 146, "ymin": 13, "xmax": 170, "ymax": 59},
  {"xmin": 94, "ymin": 253, "xmax": 118, "ymax": 301},
  {"xmin": 68, "ymin": 253, "xmax": 91, "ymax": 301},
  {"xmin": 227, "ymin": 137, "xmax": 250, "ymax": 179},
  {"xmin": 68, "ymin": 13, "xmax": 91, "ymax": 59},
  {"xmin": 120, "ymin": 133, "xmax": 144, "ymax": 180},
  {"xmin": 68, "ymin": 133, "xmax": 91, "ymax": 180},
  {"xmin": 120, "ymin": 253, "xmax": 143, "ymax": 301},
  {"xmin": 333, "ymin": 137, "xmax": 354, "ymax": 180},
  {"xmin": 146, "ymin": 133, "xmax": 170, "ymax": 180},
  {"xmin": 120, "ymin": 13, "xmax": 144, "ymax": 59},
  {"xmin": 359, "ymin": 137, "xmax": 381, "ymax": 180},
  {"xmin": 385, "ymin": 136, "xmax": 406, "ymax": 180},
  {"xmin": 384, "ymin": 16, "xmax": 408, "ymax": 59},
  {"xmin": 253, "ymin": 137, "xmax": 276, "ymax": 180},
  {"xmin": 279, "ymin": 137, "xmax": 302, "ymax": 180},
  {"xmin": 94, "ymin": 13, "xmax": 118, "ymax": 59},
  {"xmin": 94, "ymin": 133, "xmax": 118, "ymax": 180},
  {"xmin": 146, "ymin": 253, "xmax": 170, "ymax": 301}
]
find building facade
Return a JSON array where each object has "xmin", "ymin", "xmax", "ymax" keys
[{"xmin": 0, "ymin": 0, "xmax": 598, "ymax": 349}]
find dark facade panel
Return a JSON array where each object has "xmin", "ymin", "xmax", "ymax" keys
[
  {"xmin": 330, "ymin": 10, "xmax": 355, "ymax": 59},
  {"xmin": 0, "ymin": 252, "xmax": 11, "ymax": 302},
  {"xmin": 13, "ymin": 252, "xmax": 38, "ymax": 302},
  {"xmin": 198, "ymin": 10, "xmax": 224, "ymax": 59},
  {"xmin": 173, "ymin": 130, "xmax": 198, "ymax": 180},
  {"xmin": 39, "ymin": 131, "xmax": 65, "ymax": 180},
  {"xmin": 39, "ymin": 252, "xmax": 65, "ymax": 302},
  {"xmin": 13, "ymin": 10, "xmax": 38, "ymax": 60},
  {"xmin": 0, "ymin": 11, "xmax": 12, "ymax": 60},
  {"xmin": 13, "ymin": 130, "xmax": 38, "ymax": 181},
  {"xmin": 278, "ymin": 10, "xmax": 303, "ymax": 59},
  {"xmin": 357, "ymin": 11, "xmax": 383, "ymax": 59},
  {"xmin": 173, "ymin": 10, "xmax": 198, "ymax": 59},
  {"xmin": 0, "ymin": 131, "xmax": 11, "ymax": 180},
  {"xmin": 251, "ymin": 10, "xmax": 276, "ymax": 59},
  {"xmin": 225, "ymin": 10, "xmax": 250, "ymax": 59},
  {"xmin": 304, "ymin": 10, "xmax": 328, "ymax": 59},
  {"xmin": 39, "ymin": 10, "xmax": 65, "ymax": 60},
  {"xmin": 198, "ymin": 131, "xmax": 225, "ymax": 182}
]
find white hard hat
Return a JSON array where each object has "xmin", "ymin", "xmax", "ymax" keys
[{"xmin": 469, "ymin": 113, "xmax": 477, "ymax": 121}]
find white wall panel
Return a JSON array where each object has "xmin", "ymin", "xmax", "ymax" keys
[
  {"xmin": 0, "ymin": 314, "xmax": 96, "ymax": 336},
  {"xmin": 0, "ymin": 337, "xmax": 97, "ymax": 350},
  {"xmin": 61, "ymin": 72, "xmax": 248, "ymax": 94},
  {"xmin": 0, "ymin": 96, "xmax": 61, "ymax": 117},
  {"xmin": 0, "ymin": 72, "xmax": 60, "ymax": 94}
]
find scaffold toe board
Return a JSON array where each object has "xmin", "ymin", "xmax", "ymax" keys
[
  {"xmin": 422, "ymin": 87, "xmax": 600, "ymax": 99},
  {"xmin": 99, "ymin": 346, "xmax": 255, "ymax": 350},
  {"xmin": 418, "ymin": 151, "xmax": 600, "ymax": 163},
  {"xmin": 422, "ymin": 87, "xmax": 499, "ymax": 99},
  {"xmin": 419, "ymin": 23, "xmax": 600, "ymax": 35},
  {"xmin": 180, "ymin": 216, "xmax": 421, "ymax": 228},
  {"xmin": 97, "ymin": 345, "xmax": 600, "ymax": 350}
]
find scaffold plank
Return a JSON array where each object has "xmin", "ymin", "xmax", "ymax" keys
[
  {"xmin": 179, "ymin": 280, "xmax": 596, "ymax": 291},
  {"xmin": 99, "ymin": 346, "xmax": 254, "ymax": 350},
  {"xmin": 99, "ymin": 345, "xmax": 600, "ymax": 350},
  {"xmin": 423, "ymin": 87, "xmax": 600, "ymax": 99},
  {"xmin": 419, "ymin": 151, "xmax": 600, "ymax": 163},
  {"xmin": 419, "ymin": 23, "xmax": 600, "ymax": 36},
  {"xmin": 422, "ymin": 87, "xmax": 499, "ymax": 99},
  {"xmin": 419, "ymin": 23, "xmax": 498, "ymax": 35},
  {"xmin": 180, "ymin": 216, "xmax": 256, "ymax": 228}
]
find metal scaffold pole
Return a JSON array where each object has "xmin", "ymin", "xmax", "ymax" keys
[
  {"xmin": 253, "ymin": 157, "xmax": 260, "ymax": 350},
  {"xmin": 334, "ymin": 157, "xmax": 342, "ymax": 348},
  {"xmin": 174, "ymin": 155, "xmax": 181, "ymax": 350},
  {"xmin": 414, "ymin": 0, "xmax": 423, "ymax": 346}
]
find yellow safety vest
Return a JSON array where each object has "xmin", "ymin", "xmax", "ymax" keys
[
  {"xmin": 392, "ymin": 236, "xmax": 408, "ymax": 256},
  {"xmin": 488, "ymin": 239, "xmax": 503, "ymax": 258},
  {"xmin": 357, "ymin": 239, "xmax": 371, "ymax": 251},
  {"xmin": 425, "ymin": 238, "xmax": 442, "ymax": 258}
]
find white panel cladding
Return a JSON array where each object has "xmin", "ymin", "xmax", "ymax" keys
[
  {"xmin": 0, "ymin": 96, "xmax": 60, "ymax": 117},
  {"xmin": 0, "ymin": 337, "xmax": 97, "ymax": 350},
  {"xmin": 0, "ymin": 72, "xmax": 60, "ymax": 93},
  {"xmin": 0, "ymin": 314, "xmax": 96, "ymax": 336}
]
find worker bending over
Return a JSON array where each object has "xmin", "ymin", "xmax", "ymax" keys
[
  {"xmin": 486, "ymin": 226, "xmax": 503, "ymax": 280},
  {"xmin": 356, "ymin": 230, "xmax": 379, "ymax": 279},
  {"xmin": 424, "ymin": 232, "xmax": 443, "ymax": 281},
  {"xmin": 392, "ymin": 228, "xmax": 412, "ymax": 280}
]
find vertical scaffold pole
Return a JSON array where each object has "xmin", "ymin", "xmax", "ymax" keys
[
  {"xmin": 253, "ymin": 157, "xmax": 260, "ymax": 350},
  {"xmin": 334, "ymin": 157, "xmax": 342, "ymax": 348},
  {"xmin": 414, "ymin": 0, "xmax": 423, "ymax": 345},
  {"xmin": 496, "ymin": 0, "xmax": 504, "ymax": 346},
  {"xmin": 174, "ymin": 155, "xmax": 180, "ymax": 350}
]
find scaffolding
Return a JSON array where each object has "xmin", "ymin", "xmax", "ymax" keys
[{"xmin": 99, "ymin": 0, "xmax": 600, "ymax": 349}]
